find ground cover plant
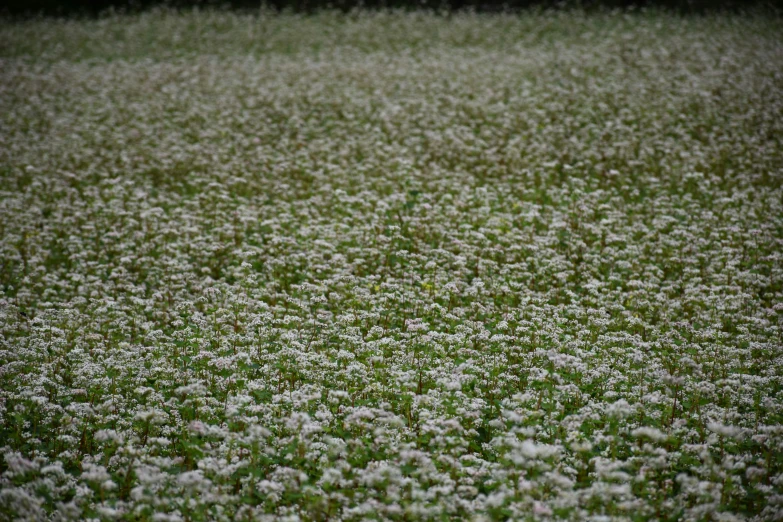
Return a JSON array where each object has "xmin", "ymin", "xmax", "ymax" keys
[{"xmin": 1, "ymin": 7, "xmax": 783, "ymax": 521}]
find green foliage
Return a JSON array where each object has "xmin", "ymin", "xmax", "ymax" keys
[{"xmin": 1, "ymin": 8, "xmax": 782, "ymax": 521}]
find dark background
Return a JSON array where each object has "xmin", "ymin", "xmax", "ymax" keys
[{"xmin": 1, "ymin": 0, "xmax": 778, "ymax": 18}]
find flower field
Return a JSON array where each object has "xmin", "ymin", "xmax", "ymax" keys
[{"xmin": 1, "ymin": 8, "xmax": 782, "ymax": 521}]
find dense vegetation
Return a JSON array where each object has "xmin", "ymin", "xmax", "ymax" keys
[
  {"xmin": 1, "ymin": 0, "xmax": 767, "ymax": 18},
  {"xmin": 1, "ymin": 8, "xmax": 782, "ymax": 521}
]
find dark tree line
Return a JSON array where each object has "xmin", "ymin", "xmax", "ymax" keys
[{"xmin": 1, "ymin": 0, "xmax": 778, "ymax": 18}]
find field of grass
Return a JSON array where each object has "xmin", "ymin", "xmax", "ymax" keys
[{"xmin": 1, "ymin": 8, "xmax": 782, "ymax": 521}]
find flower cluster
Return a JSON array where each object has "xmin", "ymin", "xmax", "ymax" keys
[{"xmin": 1, "ymin": 7, "xmax": 782, "ymax": 521}]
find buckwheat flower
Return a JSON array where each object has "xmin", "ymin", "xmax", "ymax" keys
[
  {"xmin": 533, "ymin": 501, "xmax": 553, "ymax": 516},
  {"xmin": 707, "ymin": 423, "xmax": 745, "ymax": 440},
  {"xmin": 3, "ymin": 452, "xmax": 38, "ymax": 475},
  {"xmin": 0, "ymin": 8, "xmax": 781, "ymax": 520},
  {"xmin": 631, "ymin": 427, "xmax": 668, "ymax": 443},
  {"xmin": 95, "ymin": 429, "xmax": 125, "ymax": 445},
  {"xmin": 188, "ymin": 420, "xmax": 207, "ymax": 436},
  {"xmin": 606, "ymin": 399, "xmax": 634, "ymax": 419},
  {"xmin": 81, "ymin": 463, "xmax": 112, "ymax": 484},
  {"xmin": 175, "ymin": 383, "xmax": 207, "ymax": 397},
  {"xmin": 571, "ymin": 441, "xmax": 594, "ymax": 453}
]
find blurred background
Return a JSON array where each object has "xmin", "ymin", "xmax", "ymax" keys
[{"xmin": 2, "ymin": 0, "xmax": 777, "ymax": 17}]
